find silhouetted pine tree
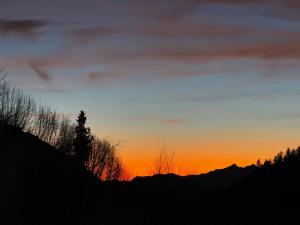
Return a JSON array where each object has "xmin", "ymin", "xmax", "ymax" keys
[{"xmin": 74, "ymin": 111, "xmax": 92, "ymax": 167}]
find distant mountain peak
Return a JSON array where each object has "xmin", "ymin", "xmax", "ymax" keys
[{"xmin": 228, "ymin": 163, "xmax": 239, "ymax": 169}]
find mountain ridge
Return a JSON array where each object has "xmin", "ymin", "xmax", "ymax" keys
[
  {"xmin": 1, "ymin": 124, "xmax": 300, "ymax": 225},
  {"xmin": 132, "ymin": 163, "xmax": 257, "ymax": 189}
]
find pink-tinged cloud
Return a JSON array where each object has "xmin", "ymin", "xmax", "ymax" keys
[
  {"xmin": 88, "ymin": 72, "xmax": 113, "ymax": 80},
  {"xmin": 3, "ymin": 11, "xmax": 300, "ymax": 85},
  {"xmin": 66, "ymin": 26, "xmax": 122, "ymax": 44},
  {"xmin": 160, "ymin": 118, "xmax": 185, "ymax": 125},
  {"xmin": 134, "ymin": 115, "xmax": 185, "ymax": 125},
  {"xmin": 104, "ymin": 37, "xmax": 300, "ymax": 63},
  {"xmin": 282, "ymin": 0, "xmax": 300, "ymax": 8},
  {"xmin": 129, "ymin": 0, "xmax": 300, "ymax": 25},
  {"xmin": 66, "ymin": 22, "xmax": 265, "ymax": 40},
  {"xmin": 130, "ymin": 0, "xmax": 270, "ymax": 23}
]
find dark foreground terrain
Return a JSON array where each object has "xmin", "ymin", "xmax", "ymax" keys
[{"xmin": 1, "ymin": 125, "xmax": 300, "ymax": 225}]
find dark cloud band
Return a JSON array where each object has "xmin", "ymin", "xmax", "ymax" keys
[{"xmin": 0, "ymin": 19, "xmax": 48, "ymax": 37}]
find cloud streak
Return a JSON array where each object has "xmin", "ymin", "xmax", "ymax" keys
[
  {"xmin": 0, "ymin": 19, "xmax": 48, "ymax": 38},
  {"xmin": 160, "ymin": 118, "xmax": 185, "ymax": 125},
  {"xmin": 66, "ymin": 26, "xmax": 120, "ymax": 45},
  {"xmin": 134, "ymin": 115, "xmax": 185, "ymax": 125},
  {"xmin": 88, "ymin": 72, "xmax": 113, "ymax": 80},
  {"xmin": 3, "ymin": 0, "xmax": 300, "ymax": 86},
  {"xmin": 29, "ymin": 60, "xmax": 52, "ymax": 81}
]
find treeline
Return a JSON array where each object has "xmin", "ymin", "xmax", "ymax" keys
[
  {"xmin": 257, "ymin": 147, "xmax": 300, "ymax": 169},
  {"xmin": 0, "ymin": 74, "xmax": 128, "ymax": 181}
]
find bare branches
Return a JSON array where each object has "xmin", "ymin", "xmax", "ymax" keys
[
  {"xmin": 86, "ymin": 138, "xmax": 126, "ymax": 181},
  {"xmin": 149, "ymin": 148, "xmax": 200, "ymax": 176},
  {"xmin": 0, "ymin": 75, "xmax": 128, "ymax": 181},
  {"xmin": 149, "ymin": 148, "xmax": 176, "ymax": 175},
  {"xmin": 54, "ymin": 117, "xmax": 76, "ymax": 155},
  {"xmin": 0, "ymin": 68, "xmax": 7, "ymax": 82},
  {"xmin": 0, "ymin": 76, "xmax": 66, "ymax": 147},
  {"xmin": 0, "ymin": 79, "xmax": 36, "ymax": 130},
  {"xmin": 32, "ymin": 105, "xmax": 60, "ymax": 145}
]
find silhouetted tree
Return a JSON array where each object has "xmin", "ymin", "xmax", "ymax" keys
[
  {"xmin": 74, "ymin": 111, "xmax": 92, "ymax": 166},
  {"xmin": 55, "ymin": 117, "xmax": 76, "ymax": 155},
  {"xmin": 262, "ymin": 159, "xmax": 272, "ymax": 169},
  {"xmin": 274, "ymin": 151, "xmax": 283, "ymax": 167},
  {"xmin": 32, "ymin": 105, "xmax": 60, "ymax": 145},
  {"xmin": 149, "ymin": 149, "xmax": 175, "ymax": 175},
  {"xmin": 0, "ymin": 77, "xmax": 36, "ymax": 130},
  {"xmin": 149, "ymin": 148, "xmax": 200, "ymax": 175},
  {"xmin": 256, "ymin": 159, "xmax": 262, "ymax": 167},
  {"xmin": 0, "ymin": 75, "xmax": 129, "ymax": 180},
  {"xmin": 87, "ymin": 137, "xmax": 127, "ymax": 180}
]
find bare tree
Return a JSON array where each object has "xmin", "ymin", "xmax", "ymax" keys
[
  {"xmin": 0, "ymin": 75, "xmax": 129, "ymax": 181},
  {"xmin": 149, "ymin": 148, "xmax": 176, "ymax": 175},
  {"xmin": 0, "ymin": 78, "xmax": 36, "ymax": 130},
  {"xmin": 32, "ymin": 105, "xmax": 60, "ymax": 145},
  {"xmin": 149, "ymin": 149, "xmax": 201, "ymax": 176},
  {"xmin": 87, "ymin": 138, "xmax": 112, "ymax": 178},
  {"xmin": 55, "ymin": 117, "xmax": 76, "ymax": 155},
  {"xmin": 0, "ymin": 76, "xmax": 62, "ymax": 146},
  {"xmin": 86, "ymin": 138, "xmax": 126, "ymax": 181}
]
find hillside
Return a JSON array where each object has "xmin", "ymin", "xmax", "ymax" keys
[
  {"xmin": 2, "ymin": 125, "xmax": 300, "ymax": 225},
  {"xmin": 0, "ymin": 125, "xmax": 102, "ymax": 225}
]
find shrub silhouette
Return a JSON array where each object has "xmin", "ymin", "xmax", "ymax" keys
[
  {"xmin": 149, "ymin": 148, "xmax": 199, "ymax": 175},
  {"xmin": 149, "ymin": 149, "xmax": 175, "ymax": 175}
]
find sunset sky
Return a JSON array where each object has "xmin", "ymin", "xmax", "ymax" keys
[{"xmin": 1, "ymin": 0, "xmax": 300, "ymax": 175}]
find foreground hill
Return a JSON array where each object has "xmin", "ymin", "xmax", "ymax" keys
[
  {"xmin": 0, "ymin": 125, "xmax": 103, "ymax": 225},
  {"xmin": 1, "ymin": 125, "xmax": 300, "ymax": 225}
]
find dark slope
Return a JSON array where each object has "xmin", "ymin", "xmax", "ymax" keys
[
  {"xmin": 2, "ymin": 125, "xmax": 300, "ymax": 225},
  {"xmin": 106, "ymin": 160, "xmax": 300, "ymax": 225},
  {"xmin": 0, "ymin": 125, "xmax": 102, "ymax": 225}
]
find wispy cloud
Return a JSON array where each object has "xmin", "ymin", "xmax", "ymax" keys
[
  {"xmin": 66, "ymin": 26, "xmax": 120, "ymax": 45},
  {"xmin": 88, "ymin": 72, "xmax": 113, "ymax": 80},
  {"xmin": 134, "ymin": 115, "xmax": 185, "ymax": 125},
  {"xmin": 0, "ymin": 19, "xmax": 48, "ymax": 38},
  {"xmin": 3, "ymin": 0, "xmax": 300, "ymax": 87},
  {"xmin": 29, "ymin": 59, "xmax": 52, "ymax": 81},
  {"xmin": 160, "ymin": 118, "xmax": 185, "ymax": 125}
]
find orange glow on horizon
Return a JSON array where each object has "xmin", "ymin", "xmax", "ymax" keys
[{"xmin": 121, "ymin": 138, "xmax": 300, "ymax": 177}]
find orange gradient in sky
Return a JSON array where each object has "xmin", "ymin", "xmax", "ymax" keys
[
  {"xmin": 92, "ymin": 116, "xmax": 300, "ymax": 177},
  {"xmin": 120, "ymin": 137, "xmax": 300, "ymax": 176}
]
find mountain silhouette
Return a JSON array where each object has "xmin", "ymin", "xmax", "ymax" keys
[
  {"xmin": 133, "ymin": 163, "xmax": 256, "ymax": 189},
  {"xmin": 1, "ymin": 124, "xmax": 300, "ymax": 225}
]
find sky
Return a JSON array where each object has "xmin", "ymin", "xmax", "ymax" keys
[{"xmin": 1, "ymin": 0, "xmax": 300, "ymax": 175}]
